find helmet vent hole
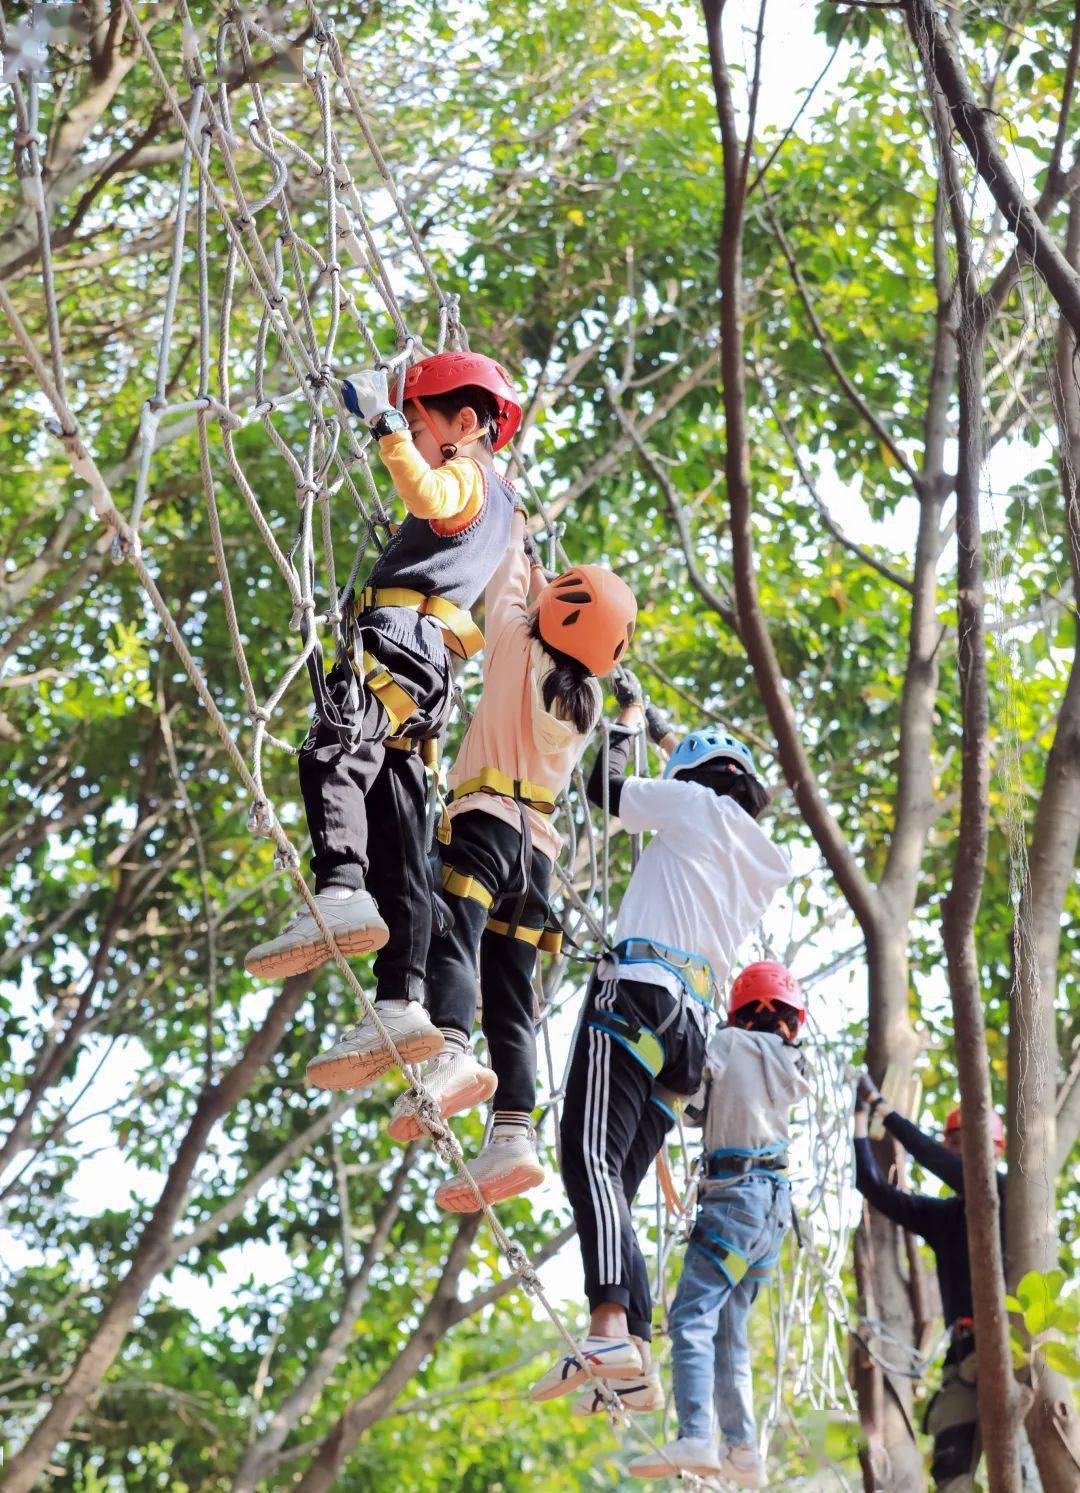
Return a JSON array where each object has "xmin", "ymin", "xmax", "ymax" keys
[
  {"xmin": 614, "ymin": 640, "xmax": 625, "ymax": 659},
  {"xmin": 556, "ymin": 588, "xmax": 592, "ymax": 605},
  {"xmin": 561, "ymin": 608, "xmax": 581, "ymax": 627}
]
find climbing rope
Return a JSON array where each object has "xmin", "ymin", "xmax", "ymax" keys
[
  {"xmin": 0, "ymin": 7, "xmax": 728, "ymax": 1482},
  {"xmin": 4, "ymin": 8, "xmax": 866, "ymax": 1483}
]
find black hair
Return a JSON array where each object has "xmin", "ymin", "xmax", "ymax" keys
[
  {"xmin": 676, "ymin": 759, "xmax": 770, "ymax": 820},
  {"xmin": 414, "ymin": 384, "xmax": 502, "ymax": 453},
  {"xmin": 527, "ymin": 611, "xmax": 599, "ymax": 735},
  {"xmin": 732, "ymin": 1000, "xmax": 802, "ymax": 1042}
]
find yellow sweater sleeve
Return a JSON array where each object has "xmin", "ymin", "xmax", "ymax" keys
[{"xmin": 377, "ymin": 431, "xmax": 485, "ymax": 525}]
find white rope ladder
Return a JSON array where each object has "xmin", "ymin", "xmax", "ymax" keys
[{"xmin": 1, "ymin": 5, "xmax": 861, "ymax": 1484}]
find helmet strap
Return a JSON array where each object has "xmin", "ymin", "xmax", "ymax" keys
[{"xmin": 412, "ymin": 396, "xmax": 489, "ymax": 462}]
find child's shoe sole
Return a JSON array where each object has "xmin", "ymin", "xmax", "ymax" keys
[
  {"xmin": 531, "ymin": 1347, "xmax": 643, "ymax": 1402},
  {"xmin": 628, "ymin": 1453, "xmax": 722, "ymax": 1480},
  {"xmin": 306, "ymin": 1029, "xmax": 444, "ymax": 1092},
  {"xmin": 245, "ymin": 922, "xmax": 388, "ymax": 981},
  {"xmin": 387, "ymin": 1066, "xmax": 499, "ymax": 1143},
  {"xmin": 573, "ymin": 1377, "xmax": 664, "ymax": 1415},
  {"xmin": 435, "ymin": 1156, "xmax": 546, "ymax": 1213}
]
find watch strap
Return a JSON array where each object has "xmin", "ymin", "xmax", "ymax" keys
[{"xmin": 370, "ymin": 409, "xmax": 408, "ymax": 439}]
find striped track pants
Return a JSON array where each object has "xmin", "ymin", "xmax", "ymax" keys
[{"xmin": 559, "ymin": 976, "xmax": 705, "ymax": 1341}]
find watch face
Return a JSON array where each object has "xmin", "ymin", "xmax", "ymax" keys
[{"xmin": 378, "ymin": 410, "xmax": 408, "ymax": 434}]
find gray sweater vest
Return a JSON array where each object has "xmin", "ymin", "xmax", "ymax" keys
[{"xmin": 363, "ymin": 464, "xmax": 516, "ymax": 662}]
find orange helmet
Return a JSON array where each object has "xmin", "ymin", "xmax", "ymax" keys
[
  {"xmin": 945, "ymin": 1106, "xmax": 1005, "ymax": 1156},
  {"xmin": 403, "ymin": 351, "xmax": 522, "ymax": 452},
  {"xmin": 729, "ymin": 961, "xmax": 806, "ymax": 1024},
  {"xmin": 535, "ymin": 566, "xmax": 637, "ymax": 676}
]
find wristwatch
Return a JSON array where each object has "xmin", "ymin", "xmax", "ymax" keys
[{"xmin": 369, "ymin": 408, "xmax": 409, "ymax": 439}]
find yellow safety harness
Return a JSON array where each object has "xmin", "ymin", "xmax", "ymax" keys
[
  {"xmin": 356, "ymin": 584, "xmax": 484, "ymax": 661},
  {"xmin": 438, "ymin": 766, "xmax": 557, "ymax": 846},
  {"xmin": 438, "ymin": 864, "xmax": 563, "ymax": 955}
]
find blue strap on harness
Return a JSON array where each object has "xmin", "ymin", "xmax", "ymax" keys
[{"xmin": 612, "ymin": 936, "xmax": 718, "ymax": 1014}]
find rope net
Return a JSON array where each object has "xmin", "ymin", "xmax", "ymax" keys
[{"xmin": 2, "ymin": 3, "xmax": 859, "ymax": 1482}]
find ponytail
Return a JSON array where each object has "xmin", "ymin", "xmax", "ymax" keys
[{"xmin": 528, "ymin": 612, "xmax": 599, "ymax": 736}]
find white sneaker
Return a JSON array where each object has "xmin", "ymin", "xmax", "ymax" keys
[
  {"xmin": 387, "ymin": 1049, "xmax": 499, "ymax": 1143},
  {"xmin": 434, "ymin": 1130, "xmax": 545, "ymax": 1213},
  {"xmin": 628, "ymin": 1435, "xmax": 722, "ymax": 1479},
  {"xmin": 530, "ymin": 1336, "xmax": 643, "ymax": 1402},
  {"xmin": 245, "ymin": 890, "xmax": 388, "ymax": 980},
  {"xmin": 306, "ymin": 1001, "xmax": 443, "ymax": 1091},
  {"xmin": 721, "ymin": 1443, "xmax": 766, "ymax": 1488},
  {"xmin": 572, "ymin": 1365, "xmax": 664, "ymax": 1415}
]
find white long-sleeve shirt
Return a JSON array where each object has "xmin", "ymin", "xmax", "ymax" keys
[{"xmin": 612, "ymin": 778, "xmax": 792, "ymax": 1006}]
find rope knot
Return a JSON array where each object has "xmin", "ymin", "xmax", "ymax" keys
[
  {"xmin": 250, "ymin": 707, "xmax": 271, "ymax": 724},
  {"xmin": 505, "ymin": 1245, "xmax": 541, "ymax": 1296},
  {"xmin": 247, "ymin": 799, "xmax": 273, "ymax": 839}
]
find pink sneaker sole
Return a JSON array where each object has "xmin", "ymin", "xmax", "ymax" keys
[
  {"xmin": 245, "ymin": 921, "xmax": 388, "ymax": 981},
  {"xmin": 306, "ymin": 1030, "xmax": 444, "ymax": 1092},
  {"xmin": 435, "ymin": 1157, "xmax": 545, "ymax": 1214},
  {"xmin": 387, "ymin": 1066, "xmax": 500, "ymax": 1143}
]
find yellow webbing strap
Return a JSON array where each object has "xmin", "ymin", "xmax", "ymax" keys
[
  {"xmin": 445, "ymin": 766, "xmax": 557, "ymax": 815},
  {"xmin": 485, "ymin": 916, "xmax": 562, "ymax": 954},
  {"xmin": 385, "ymin": 734, "xmax": 440, "ymax": 770},
  {"xmin": 357, "ymin": 585, "xmax": 484, "ymax": 660},
  {"xmin": 357, "ymin": 651, "xmax": 418, "ymax": 737},
  {"xmin": 440, "ymin": 865, "xmax": 493, "ymax": 910}
]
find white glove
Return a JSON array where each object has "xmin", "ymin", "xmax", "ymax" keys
[{"xmin": 343, "ymin": 368, "xmax": 391, "ymax": 424}]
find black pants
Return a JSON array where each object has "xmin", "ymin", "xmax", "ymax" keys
[
  {"xmin": 298, "ymin": 630, "xmax": 450, "ymax": 1003},
  {"xmin": 427, "ymin": 811, "xmax": 552, "ymax": 1114},
  {"xmin": 560, "ymin": 975, "xmax": 707, "ymax": 1342}
]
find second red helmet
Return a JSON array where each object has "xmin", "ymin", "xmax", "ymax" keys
[
  {"xmin": 945, "ymin": 1105, "xmax": 1005, "ymax": 1156},
  {"xmin": 403, "ymin": 351, "xmax": 522, "ymax": 451},
  {"xmin": 729, "ymin": 961, "xmax": 806, "ymax": 1023},
  {"xmin": 535, "ymin": 565, "xmax": 637, "ymax": 677}
]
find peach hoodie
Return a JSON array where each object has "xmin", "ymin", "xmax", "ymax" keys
[{"xmin": 445, "ymin": 510, "xmax": 601, "ymax": 863}]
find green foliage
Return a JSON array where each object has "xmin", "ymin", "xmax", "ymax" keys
[
  {"xmin": 2, "ymin": 0, "xmax": 1079, "ymax": 1486},
  {"xmin": 1006, "ymin": 1270, "xmax": 1080, "ymax": 1382}
]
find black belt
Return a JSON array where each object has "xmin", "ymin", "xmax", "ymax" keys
[{"xmin": 704, "ymin": 1151, "xmax": 788, "ymax": 1178}]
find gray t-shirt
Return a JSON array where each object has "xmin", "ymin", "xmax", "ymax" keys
[{"xmin": 693, "ymin": 1026, "xmax": 810, "ymax": 1156}]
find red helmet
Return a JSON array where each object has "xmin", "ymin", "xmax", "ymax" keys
[
  {"xmin": 535, "ymin": 565, "xmax": 637, "ymax": 676},
  {"xmin": 729, "ymin": 961, "xmax": 806, "ymax": 1023},
  {"xmin": 945, "ymin": 1106, "xmax": 1005, "ymax": 1156},
  {"xmin": 403, "ymin": 351, "xmax": 522, "ymax": 452}
]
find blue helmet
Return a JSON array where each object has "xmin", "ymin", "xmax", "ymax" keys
[{"xmin": 664, "ymin": 726, "xmax": 756, "ymax": 781}]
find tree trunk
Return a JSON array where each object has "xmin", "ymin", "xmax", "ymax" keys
[
  {"xmin": 940, "ymin": 292, "xmax": 1022, "ymax": 1491},
  {"xmin": 863, "ymin": 922, "xmax": 927, "ymax": 1490},
  {"xmin": 1007, "ymin": 182, "xmax": 1080, "ymax": 1493},
  {"xmin": 3, "ymin": 972, "xmax": 316, "ymax": 1493}
]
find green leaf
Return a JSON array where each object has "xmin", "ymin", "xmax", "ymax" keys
[
  {"xmin": 1016, "ymin": 1270, "xmax": 1050, "ymax": 1313},
  {"xmin": 1040, "ymin": 1341, "xmax": 1080, "ymax": 1380}
]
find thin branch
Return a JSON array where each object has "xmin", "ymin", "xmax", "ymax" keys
[
  {"xmin": 604, "ymin": 383, "xmax": 740, "ymax": 633},
  {"xmin": 763, "ymin": 200, "xmax": 919, "ymax": 482},
  {"xmin": 764, "ymin": 386, "xmax": 914, "ymax": 592}
]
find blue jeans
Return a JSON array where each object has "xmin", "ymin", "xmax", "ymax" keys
[{"xmin": 669, "ymin": 1174, "xmax": 790, "ymax": 1445}]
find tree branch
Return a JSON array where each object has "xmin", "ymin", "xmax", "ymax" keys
[
  {"xmin": 704, "ymin": 0, "xmax": 881, "ymax": 937},
  {"xmin": 763, "ymin": 200, "xmax": 919, "ymax": 482},
  {"xmin": 764, "ymin": 387, "xmax": 914, "ymax": 592},
  {"xmin": 903, "ymin": 0, "xmax": 1080, "ymax": 337},
  {"xmin": 605, "ymin": 385, "xmax": 740, "ymax": 632}
]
